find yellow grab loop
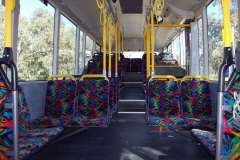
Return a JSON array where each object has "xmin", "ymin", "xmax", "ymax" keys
[
  {"xmin": 80, "ymin": 74, "xmax": 108, "ymax": 80},
  {"xmin": 5, "ymin": 0, "xmax": 16, "ymax": 48},
  {"xmin": 96, "ymin": 0, "xmax": 106, "ymax": 25},
  {"xmin": 152, "ymin": 0, "xmax": 164, "ymax": 18},
  {"xmin": 181, "ymin": 75, "xmax": 209, "ymax": 82},
  {"xmin": 151, "ymin": 75, "xmax": 177, "ymax": 81},
  {"xmin": 48, "ymin": 74, "xmax": 76, "ymax": 81},
  {"xmin": 221, "ymin": 0, "xmax": 232, "ymax": 47}
]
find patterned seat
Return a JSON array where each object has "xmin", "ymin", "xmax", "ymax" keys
[
  {"xmin": 146, "ymin": 80, "xmax": 182, "ymax": 126},
  {"xmin": 0, "ymin": 82, "xmax": 63, "ymax": 159},
  {"xmin": 33, "ymin": 80, "xmax": 77, "ymax": 128},
  {"xmin": 74, "ymin": 79, "xmax": 110, "ymax": 127},
  {"xmin": 180, "ymin": 79, "xmax": 213, "ymax": 129},
  {"xmin": 192, "ymin": 88, "xmax": 240, "ymax": 159}
]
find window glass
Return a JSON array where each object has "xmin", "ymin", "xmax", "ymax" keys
[
  {"xmin": 85, "ymin": 36, "xmax": 93, "ymax": 66},
  {"xmin": 198, "ymin": 18, "xmax": 204, "ymax": 75},
  {"xmin": 59, "ymin": 15, "xmax": 76, "ymax": 74},
  {"xmin": 96, "ymin": 44, "xmax": 101, "ymax": 52},
  {"xmin": 207, "ymin": 0, "xmax": 223, "ymax": 80},
  {"xmin": 18, "ymin": 0, "xmax": 54, "ymax": 80},
  {"xmin": 231, "ymin": 0, "xmax": 239, "ymax": 55},
  {"xmin": 0, "ymin": 0, "xmax": 5, "ymax": 55},
  {"xmin": 123, "ymin": 52, "xmax": 144, "ymax": 59}
]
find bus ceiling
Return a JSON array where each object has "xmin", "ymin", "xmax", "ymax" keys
[{"xmin": 47, "ymin": 0, "xmax": 208, "ymax": 50}]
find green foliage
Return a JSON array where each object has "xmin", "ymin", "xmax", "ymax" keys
[
  {"xmin": 0, "ymin": 5, "xmax": 4, "ymax": 55},
  {"xmin": 17, "ymin": 9, "xmax": 54, "ymax": 80}
]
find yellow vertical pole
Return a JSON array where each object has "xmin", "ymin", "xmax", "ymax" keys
[
  {"xmin": 108, "ymin": 17, "xmax": 113, "ymax": 77},
  {"xmin": 146, "ymin": 24, "xmax": 151, "ymax": 79},
  {"xmin": 103, "ymin": 12, "xmax": 107, "ymax": 77},
  {"xmin": 115, "ymin": 20, "xmax": 119, "ymax": 77},
  {"xmin": 118, "ymin": 26, "xmax": 121, "ymax": 61},
  {"xmin": 5, "ymin": 0, "xmax": 16, "ymax": 48},
  {"xmin": 122, "ymin": 32, "xmax": 124, "ymax": 52},
  {"xmin": 221, "ymin": 0, "xmax": 232, "ymax": 48},
  {"xmin": 151, "ymin": 14, "xmax": 155, "ymax": 76}
]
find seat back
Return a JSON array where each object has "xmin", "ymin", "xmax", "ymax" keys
[
  {"xmin": 180, "ymin": 79, "xmax": 212, "ymax": 119},
  {"xmin": 147, "ymin": 79, "xmax": 180, "ymax": 118},
  {"xmin": 78, "ymin": 79, "xmax": 110, "ymax": 126},
  {"xmin": 0, "ymin": 82, "xmax": 32, "ymax": 159},
  {"xmin": 45, "ymin": 80, "xmax": 77, "ymax": 117}
]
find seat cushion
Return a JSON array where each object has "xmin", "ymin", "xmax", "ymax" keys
[
  {"xmin": 33, "ymin": 115, "xmax": 73, "ymax": 128},
  {"xmin": 191, "ymin": 129, "xmax": 216, "ymax": 155}
]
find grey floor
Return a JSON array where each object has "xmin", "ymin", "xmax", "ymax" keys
[{"xmin": 30, "ymin": 114, "xmax": 212, "ymax": 160}]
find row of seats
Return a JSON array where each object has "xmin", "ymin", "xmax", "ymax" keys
[
  {"xmin": 142, "ymin": 53, "xmax": 187, "ymax": 81},
  {"xmin": 0, "ymin": 76, "xmax": 119, "ymax": 159},
  {"xmin": 191, "ymin": 74, "xmax": 240, "ymax": 159},
  {"xmin": 146, "ymin": 77, "xmax": 213, "ymax": 130},
  {"xmin": 0, "ymin": 82, "xmax": 63, "ymax": 159}
]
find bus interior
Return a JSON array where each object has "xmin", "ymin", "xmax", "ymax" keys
[{"xmin": 0, "ymin": 0, "xmax": 239, "ymax": 160}]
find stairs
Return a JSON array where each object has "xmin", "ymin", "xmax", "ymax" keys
[{"xmin": 119, "ymin": 72, "xmax": 145, "ymax": 112}]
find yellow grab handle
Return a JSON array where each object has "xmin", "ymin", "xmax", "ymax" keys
[
  {"xmin": 80, "ymin": 74, "xmax": 108, "ymax": 80},
  {"xmin": 151, "ymin": 75, "xmax": 177, "ymax": 81},
  {"xmin": 5, "ymin": 0, "xmax": 16, "ymax": 48}
]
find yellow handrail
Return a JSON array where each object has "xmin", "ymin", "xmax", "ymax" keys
[
  {"xmin": 181, "ymin": 75, "xmax": 209, "ymax": 82},
  {"xmin": 154, "ymin": 24, "xmax": 191, "ymax": 28},
  {"xmin": 5, "ymin": 0, "xmax": 16, "ymax": 48},
  {"xmin": 151, "ymin": 75, "xmax": 177, "ymax": 81},
  {"xmin": 48, "ymin": 74, "xmax": 76, "ymax": 80},
  {"xmin": 153, "ymin": 65, "xmax": 183, "ymax": 68},
  {"xmin": 221, "ymin": 0, "xmax": 232, "ymax": 48},
  {"xmin": 80, "ymin": 74, "xmax": 108, "ymax": 80}
]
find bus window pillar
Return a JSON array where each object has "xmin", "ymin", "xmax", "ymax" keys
[
  {"xmin": 190, "ymin": 22, "xmax": 200, "ymax": 75},
  {"xmin": 74, "ymin": 27, "xmax": 80, "ymax": 75},
  {"xmin": 52, "ymin": 8, "xmax": 60, "ymax": 75},
  {"xmin": 185, "ymin": 28, "xmax": 191, "ymax": 74},
  {"xmin": 92, "ymin": 41, "xmax": 97, "ymax": 53},
  {"xmin": 202, "ymin": 6, "xmax": 209, "ymax": 76},
  {"xmin": 81, "ymin": 32, "xmax": 86, "ymax": 74}
]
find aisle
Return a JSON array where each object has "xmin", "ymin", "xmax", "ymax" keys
[{"xmin": 30, "ymin": 113, "xmax": 212, "ymax": 160}]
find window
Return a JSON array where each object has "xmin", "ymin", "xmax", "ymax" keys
[
  {"xmin": 58, "ymin": 15, "xmax": 76, "ymax": 74},
  {"xmin": 17, "ymin": 0, "xmax": 54, "ymax": 80},
  {"xmin": 123, "ymin": 52, "xmax": 144, "ymax": 59},
  {"xmin": 172, "ymin": 35, "xmax": 181, "ymax": 63},
  {"xmin": 0, "ymin": 0, "xmax": 5, "ymax": 54},
  {"xmin": 207, "ymin": 0, "xmax": 223, "ymax": 80},
  {"xmin": 85, "ymin": 36, "xmax": 93, "ymax": 66},
  {"xmin": 198, "ymin": 18, "xmax": 204, "ymax": 75},
  {"xmin": 96, "ymin": 44, "xmax": 101, "ymax": 52}
]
